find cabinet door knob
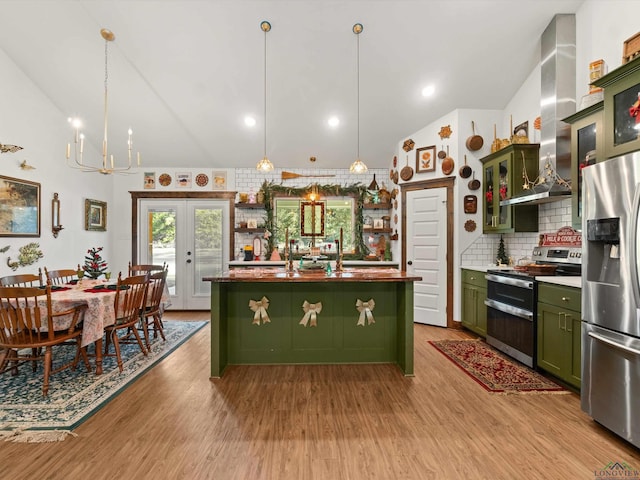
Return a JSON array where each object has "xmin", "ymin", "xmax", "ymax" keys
[
  {"xmin": 562, "ymin": 296, "xmax": 570, "ymax": 302},
  {"xmin": 407, "ymin": 260, "xmax": 413, "ymax": 266}
]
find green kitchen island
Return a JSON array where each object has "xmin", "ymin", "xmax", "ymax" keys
[{"xmin": 204, "ymin": 268, "xmax": 421, "ymax": 377}]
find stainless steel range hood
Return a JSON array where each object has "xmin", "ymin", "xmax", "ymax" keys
[{"xmin": 501, "ymin": 14, "xmax": 575, "ymax": 207}]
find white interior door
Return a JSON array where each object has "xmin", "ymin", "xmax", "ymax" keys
[
  {"xmin": 406, "ymin": 188, "xmax": 448, "ymax": 326},
  {"xmin": 139, "ymin": 199, "xmax": 229, "ymax": 310}
]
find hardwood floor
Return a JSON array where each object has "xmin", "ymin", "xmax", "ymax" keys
[{"xmin": 1, "ymin": 311, "xmax": 638, "ymax": 479}]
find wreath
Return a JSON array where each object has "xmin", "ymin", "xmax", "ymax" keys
[{"xmin": 258, "ymin": 180, "xmax": 369, "ymax": 259}]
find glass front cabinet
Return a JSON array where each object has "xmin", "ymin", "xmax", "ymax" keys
[
  {"xmin": 480, "ymin": 144, "xmax": 539, "ymax": 233},
  {"xmin": 563, "ymin": 101, "xmax": 604, "ymax": 231}
]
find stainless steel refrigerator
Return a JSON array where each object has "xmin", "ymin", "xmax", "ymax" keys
[{"xmin": 582, "ymin": 151, "xmax": 640, "ymax": 448}]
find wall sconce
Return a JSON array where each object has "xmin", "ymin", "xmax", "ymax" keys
[{"xmin": 52, "ymin": 192, "xmax": 64, "ymax": 238}]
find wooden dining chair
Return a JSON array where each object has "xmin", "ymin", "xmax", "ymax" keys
[
  {"xmin": 139, "ymin": 269, "xmax": 168, "ymax": 350},
  {"xmin": 103, "ymin": 273, "xmax": 150, "ymax": 372},
  {"xmin": 44, "ymin": 267, "xmax": 78, "ymax": 285},
  {"xmin": 0, "ymin": 268, "xmax": 43, "ymax": 287},
  {"xmin": 0, "ymin": 283, "xmax": 90, "ymax": 396},
  {"xmin": 128, "ymin": 262, "xmax": 167, "ymax": 276}
]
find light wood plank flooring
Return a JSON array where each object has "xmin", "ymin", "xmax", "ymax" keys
[{"xmin": 1, "ymin": 311, "xmax": 638, "ymax": 479}]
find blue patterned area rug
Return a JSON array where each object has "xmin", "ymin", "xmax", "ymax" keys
[{"xmin": 0, "ymin": 321, "xmax": 206, "ymax": 442}]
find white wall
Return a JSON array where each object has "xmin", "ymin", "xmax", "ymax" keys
[
  {"xmin": 576, "ymin": 1, "xmax": 640, "ymax": 101},
  {"xmin": 0, "ymin": 48, "xmax": 113, "ymax": 279}
]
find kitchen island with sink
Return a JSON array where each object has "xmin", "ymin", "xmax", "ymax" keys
[{"xmin": 203, "ymin": 268, "xmax": 421, "ymax": 377}]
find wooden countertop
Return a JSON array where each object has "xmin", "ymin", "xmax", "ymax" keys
[{"xmin": 204, "ymin": 268, "xmax": 422, "ymax": 283}]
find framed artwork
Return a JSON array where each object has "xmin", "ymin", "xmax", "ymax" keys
[
  {"xmin": 416, "ymin": 145, "xmax": 436, "ymax": 173},
  {"xmin": 143, "ymin": 172, "xmax": 156, "ymax": 189},
  {"xmin": 0, "ymin": 175, "xmax": 40, "ymax": 237},
  {"xmin": 85, "ymin": 199, "xmax": 107, "ymax": 231},
  {"xmin": 176, "ymin": 172, "xmax": 192, "ymax": 188},
  {"xmin": 212, "ymin": 170, "xmax": 227, "ymax": 190},
  {"xmin": 373, "ymin": 218, "xmax": 384, "ymax": 229},
  {"xmin": 247, "ymin": 218, "xmax": 258, "ymax": 229}
]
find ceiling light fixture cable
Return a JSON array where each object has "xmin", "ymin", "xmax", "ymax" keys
[
  {"xmin": 256, "ymin": 21, "xmax": 274, "ymax": 173},
  {"xmin": 350, "ymin": 23, "xmax": 367, "ymax": 174},
  {"xmin": 66, "ymin": 28, "xmax": 140, "ymax": 174}
]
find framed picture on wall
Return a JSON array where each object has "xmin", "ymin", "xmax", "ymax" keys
[
  {"xmin": 176, "ymin": 172, "xmax": 192, "ymax": 188},
  {"xmin": 143, "ymin": 172, "xmax": 156, "ymax": 189},
  {"xmin": 212, "ymin": 171, "xmax": 227, "ymax": 190},
  {"xmin": 85, "ymin": 199, "xmax": 107, "ymax": 231},
  {"xmin": 0, "ymin": 175, "xmax": 40, "ymax": 237},
  {"xmin": 415, "ymin": 146, "xmax": 436, "ymax": 173}
]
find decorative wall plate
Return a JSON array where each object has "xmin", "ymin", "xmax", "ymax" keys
[
  {"xmin": 195, "ymin": 173, "xmax": 209, "ymax": 187},
  {"xmin": 158, "ymin": 173, "xmax": 172, "ymax": 186},
  {"xmin": 402, "ymin": 139, "xmax": 415, "ymax": 152},
  {"xmin": 438, "ymin": 125, "xmax": 453, "ymax": 139},
  {"xmin": 464, "ymin": 219, "xmax": 477, "ymax": 232}
]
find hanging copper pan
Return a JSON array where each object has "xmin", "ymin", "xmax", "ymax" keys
[
  {"xmin": 466, "ymin": 121, "xmax": 484, "ymax": 151},
  {"xmin": 468, "ymin": 171, "xmax": 481, "ymax": 190},
  {"xmin": 437, "ymin": 145, "xmax": 447, "ymax": 160},
  {"xmin": 400, "ymin": 155, "xmax": 414, "ymax": 181},
  {"xmin": 442, "ymin": 146, "xmax": 454, "ymax": 175},
  {"xmin": 459, "ymin": 155, "xmax": 472, "ymax": 178}
]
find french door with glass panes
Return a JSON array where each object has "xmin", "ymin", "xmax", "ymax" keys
[{"xmin": 138, "ymin": 199, "xmax": 229, "ymax": 309}]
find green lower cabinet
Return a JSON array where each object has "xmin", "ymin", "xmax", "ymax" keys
[
  {"xmin": 461, "ymin": 269, "xmax": 487, "ymax": 337},
  {"xmin": 536, "ymin": 284, "xmax": 581, "ymax": 389}
]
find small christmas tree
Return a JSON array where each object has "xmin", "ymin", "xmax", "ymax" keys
[
  {"xmin": 497, "ymin": 235, "xmax": 509, "ymax": 266},
  {"xmin": 83, "ymin": 247, "xmax": 108, "ymax": 279}
]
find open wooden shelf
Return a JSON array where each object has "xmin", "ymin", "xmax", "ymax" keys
[{"xmin": 235, "ymin": 203, "xmax": 265, "ymax": 209}]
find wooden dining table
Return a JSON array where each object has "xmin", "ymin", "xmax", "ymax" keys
[
  {"xmin": 45, "ymin": 278, "xmax": 171, "ymax": 374},
  {"xmin": 48, "ymin": 280, "xmax": 118, "ymax": 375}
]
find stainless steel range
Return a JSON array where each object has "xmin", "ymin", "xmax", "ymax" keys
[{"xmin": 484, "ymin": 237, "xmax": 582, "ymax": 368}]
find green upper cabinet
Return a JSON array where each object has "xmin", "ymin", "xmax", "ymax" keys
[
  {"xmin": 563, "ymin": 101, "xmax": 604, "ymax": 231},
  {"xmin": 480, "ymin": 144, "xmax": 539, "ymax": 233},
  {"xmin": 591, "ymin": 55, "xmax": 640, "ymax": 159}
]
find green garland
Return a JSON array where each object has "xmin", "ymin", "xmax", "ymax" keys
[{"xmin": 259, "ymin": 180, "xmax": 369, "ymax": 259}]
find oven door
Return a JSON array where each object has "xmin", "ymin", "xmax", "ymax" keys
[
  {"xmin": 484, "ymin": 274, "xmax": 536, "ymax": 369},
  {"xmin": 485, "ymin": 300, "xmax": 536, "ymax": 368}
]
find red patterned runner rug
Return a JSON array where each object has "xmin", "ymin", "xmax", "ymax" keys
[{"xmin": 429, "ymin": 339, "xmax": 569, "ymax": 394}]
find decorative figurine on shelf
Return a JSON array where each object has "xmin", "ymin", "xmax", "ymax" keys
[{"xmin": 496, "ymin": 235, "xmax": 509, "ymax": 266}]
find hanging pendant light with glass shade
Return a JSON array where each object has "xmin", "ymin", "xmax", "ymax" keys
[
  {"xmin": 66, "ymin": 29, "xmax": 140, "ymax": 175},
  {"xmin": 256, "ymin": 21, "xmax": 274, "ymax": 173},
  {"xmin": 350, "ymin": 23, "xmax": 367, "ymax": 174}
]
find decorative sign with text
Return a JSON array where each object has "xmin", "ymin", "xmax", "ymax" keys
[{"xmin": 538, "ymin": 226, "xmax": 582, "ymax": 247}]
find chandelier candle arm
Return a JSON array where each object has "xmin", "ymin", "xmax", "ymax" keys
[{"xmin": 65, "ymin": 28, "xmax": 140, "ymax": 175}]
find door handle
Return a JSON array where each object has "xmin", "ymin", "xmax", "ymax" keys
[{"xmin": 407, "ymin": 260, "xmax": 413, "ymax": 266}]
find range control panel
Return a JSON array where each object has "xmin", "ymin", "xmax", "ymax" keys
[{"xmin": 532, "ymin": 246, "xmax": 582, "ymax": 264}]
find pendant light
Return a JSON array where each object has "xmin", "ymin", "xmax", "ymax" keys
[
  {"xmin": 256, "ymin": 21, "xmax": 274, "ymax": 173},
  {"xmin": 350, "ymin": 23, "xmax": 367, "ymax": 174}
]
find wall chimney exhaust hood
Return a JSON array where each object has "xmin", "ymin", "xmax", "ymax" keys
[{"xmin": 501, "ymin": 14, "xmax": 575, "ymax": 207}]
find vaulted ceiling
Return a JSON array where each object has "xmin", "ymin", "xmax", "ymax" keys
[{"xmin": 0, "ymin": 0, "xmax": 584, "ymax": 170}]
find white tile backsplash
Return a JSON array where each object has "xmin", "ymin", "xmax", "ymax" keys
[{"xmin": 461, "ymin": 197, "xmax": 573, "ymax": 266}]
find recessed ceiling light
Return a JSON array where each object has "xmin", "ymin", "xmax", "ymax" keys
[
  {"xmin": 327, "ymin": 116, "xmax": 340, "ymax": 128},
  {"xmin": 421, "ymin": 85, "xmax": 435, "ymax": 97},
  {"xmin": 244, "ymin": 116, "xmax": 256, "ymax": 127}
]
